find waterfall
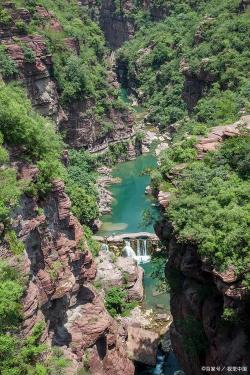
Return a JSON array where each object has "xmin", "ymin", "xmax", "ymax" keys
[
  {"xmin": 122, "ymin": 240, "xmax": 137, "ymax": 260},
  {"xmin": 136, "ymin": 239, "xmax": 151, "ymax": 264},
  {"xmin": 100, "ymin": 243, "xmax": 109, "ymax": 252}
]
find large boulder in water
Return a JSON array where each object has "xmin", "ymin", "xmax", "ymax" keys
[{"xmin": 126, "ymin": 326, "xmax": 160, "ymax": 365}]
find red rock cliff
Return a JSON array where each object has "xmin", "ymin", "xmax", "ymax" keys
[{"xmin": 4, "ymin": 169, "xmax": 134, "ymax": 374}]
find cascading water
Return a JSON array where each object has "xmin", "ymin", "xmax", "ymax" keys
[
  {"xmin": 100, "ymin": 243, "xmax": 109, "ymax": 252},
  {"xmin": 122, "ymin": 240, "xmax": 137, "ymax": 260},
  {"xmin": 136, "ymin": 239, "xmax": 151, "ymax": 264}
]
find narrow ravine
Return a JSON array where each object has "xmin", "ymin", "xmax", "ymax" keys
[{"xmin": 97, "ymin": 150, "xmax": 182, "ymax": 375}]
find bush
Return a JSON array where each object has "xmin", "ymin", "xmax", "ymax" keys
[
  {"xmin": 15, "ymin": 20, "xmax": 28, "ymax": 34},
  {"xmin": 105, "ymin": 287, "xmax": 137, "ymax": 317},
  {"xmin": 167, "ymin": 136, "xmax": 250, "ymax": 279},
  {"xmin": 83, "ymin": 225, "xmax": 100, "ymax": 257},
  {"xmin": 0, "ymin": 83, "xmax": 63, "ymax": 161},
  {"xmin": 0, "ymin": 261, "xmax": 23, "ymax": 333},
  {"xmin": 0, "ymin": 8, "xmax": 12, "ymax": 26},
  {"xmin": 22, "ymin": 45, "xmax": 36, "ymax": 63},
  {"xmin": 0, "ymin": 46, "xmax": 18, "ymax": 79},
  {"xmin": 66, "ymin": 184, "xmax": 98, "ymax": 226},
  {"xmin": 4, "ymin": 231, "xmax": 25, "ymax": 256}
]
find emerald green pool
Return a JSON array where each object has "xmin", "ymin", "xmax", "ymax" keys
[
  {"xmin": 97, "ymin": 151, "xmax": 181, "ymax": 374},
  {"xmin": 98, "ymin": 153, "xmax": 158, "ymax": 235},
  {"xmin": 141, "ymin": 262, "xmax": 170, "ymax": 311}
]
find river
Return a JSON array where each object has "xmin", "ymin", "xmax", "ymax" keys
[
  {"xmin": 97, "ymin": 152, "xmax": 182, "ymax": 375},
  {"xmin": 98, "ymin": 153, "xmax": 158, "ymax": 235}
]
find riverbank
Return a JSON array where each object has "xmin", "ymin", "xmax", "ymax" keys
[{"xmin": 93, "ymin": 147, "xmax": 183, "ymax": 374}]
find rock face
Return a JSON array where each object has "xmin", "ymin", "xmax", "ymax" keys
[
  {"xmin": 6, "ymin": 174, "xmax": 134, "ymax": 374},
  {"xmin": 127, "ymin": 326, "xmax": 160, "ymax": 366},
  {"xmin": 95, "ymin": 252, "xmax": 144, "ymax": 301},
  {"xmin": 180, "ymin": 58, "xmax": 217, "ymax": 111},
  {"xmin": 158, "ymin": 232, "xmax": 250, "ymax": 375},
  {"xmin": 0, "ymin": 4, "xmax": 133, "ymax": 150},
  {"xmin": 195, "ymin": 115, "xmax": 250, "ymax": 159},
  {"xmin": 81, "ymin": 0, "xmax": 169, "ymax": 49}
]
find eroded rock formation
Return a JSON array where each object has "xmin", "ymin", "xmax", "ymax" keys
[
  {"xmin": 0, "ymin": 3, "xmax": 133, "ymax": 150},
  {"xmin": 1, "ymin": 165, "xmax": 134, "ymax": 374},
  {"xmin": 81, "ymin": 0, "xmax": 169, "ymax": 49},
  {"xmin": 164, "ymin": 238, "xmax": 250, "ymax": 375}
]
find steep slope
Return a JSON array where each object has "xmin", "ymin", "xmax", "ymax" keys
[
  {"xmin": 0, "ymin": 1, "xmax": 133, "ymax": 150},
  {"xmin": 81, "ymin": 0, "xmax": 170, "ymax": 49},
  {"xmin": 118, "ymin": 0, "xmax": 250, "ymax": 131},
  {"xmin": 0, "ymin": 81, "xmax": 135, "ymax": 374},
  {"xmin": 116, "ymin": 0, "xmax": 250, "ymax": 373}
]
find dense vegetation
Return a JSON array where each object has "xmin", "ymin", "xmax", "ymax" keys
[
  {"xmin": 117, "ymin": 0, "xmax": 250, "ymax": 288},
  {"xmin": 167, "ymin": 136, "xmax": 250, "ymax": 281},
  {"xmin": 118, "ymin": 0, "xmax": 250, "ymax": 131},
  {"xmin": 1, "ymin": 0, "xmax": 127, "ymax": 140},
  {"xmin": 0, "ymin": 82, "xmax": 101, "ymax": 372},
  {"xmin": 0, "ymin": 260, "xmax": 71, "ymax": 374}
]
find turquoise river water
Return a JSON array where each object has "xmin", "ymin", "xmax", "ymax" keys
[
  {"xmin": 98, "ymin": 153, "xmax": 158, "ymax": 235},
  {"xmin": 97, "ymin": 152, "xmax": 181, "ymax": 375}
]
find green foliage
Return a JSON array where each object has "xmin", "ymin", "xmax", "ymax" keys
[
  {"xmin": 195, "ymin": 86, "xmax": 240, "ymax": 126},
  {"xmin": 100, "ymin": 142, "xmax": 129, "ymax": 165},
  {"xmin": 150, "ymin": 169, "xmax": 163, "ymax": 191},
  {"xmin": 0, "ymin": 167, "xmax": 22, "ymax": 222},
  {"xmin": 65, "ymin": 150, "xmax": 99, "ymax": 226},
  {"xmin": 140, "ymin": 207, "xmax": 155, "ymax": 228},
  {"xmin": 46, "ymin": 347, "xmax": 71, "ymax": 375},
  {"xmin": 48, "ymin": 260, "xmax": 62, "ymax": 282},
  {"xmin": 58, "ymin": 54, "xmax": 93, "ymax": 104},
  {"xmin": 0, "ymin": 82, "xmax": 65, "ymax": 207},
  {"xmin": 159, "ymin": 137, "xmax": 197, "ymax": 176},
  {"xmin": 118, "ymin": 0, "xmax": 250, "ymax": 130},
  {"xmin": 0, "ymin": 83, "xmax": 63, "ymax": 161},
  {"xmin": 0, "ymin": 46, "xmax": 18, "ymax": 79},
  {"xmin": 0, "ymin": 260, "xmax": 69, "ymax": 374},
  {"xmin": 150, "ymin": 251, "xmax": 168, "ymax": 292},
  {"xmin": 15, "ymin": 20, "xmax": 28, "ymax": 34},
  {"xmin": 83, "ymin": 225, "xmax": 100, "ymax": 257},
  {"xmin": 4, "ymin": 230, "xmax": 25, "ymax": 255},
  {"xmin": 167, "ymin": 136, "xmax": 250, "ymax": 279},
  {"xmin": 22, "ymin": 45, "xmax": 36, "ymax": 63},
  {"xmin": 0, "ymin": 322, "xmax": 47, "ymax": 375},
  {"xmin": 66, "ymin": 183, "xmax": 98, "ymax": 226},
  {"xmin": 105, "ymin": 287, "xmax": 137, "ymax": 317},
  {"xmin": 0, "ymin": 8, "xmax": 12, "ymax": 25},
  {"xmin": 221, "ymin": 307, "xmax": 238, "ymax": 323},
  {"xmin": 0, "ymin": 261, "xmax": 24, "ymax": 334}
]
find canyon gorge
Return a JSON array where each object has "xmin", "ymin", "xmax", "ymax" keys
[{"xmin": 0, "ymin": 1, "xmax": 249, "ymax": 375}]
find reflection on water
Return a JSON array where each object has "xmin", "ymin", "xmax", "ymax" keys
[
  {"xmin": 141, "ymin": 262, "xmax": 170, "ymax": 311},
  {"xmin": 100, "ymin": 222, "xmax": 128, "ymax": 232},
  {"xmin": 98, "ymin": 153, "xmax": 158, "ymax": 236}
]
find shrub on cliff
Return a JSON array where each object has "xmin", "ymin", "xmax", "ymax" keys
[
  {"xmin": 105, "ymin": 287, "xmax": 137, "ymax": 317},
  {"xmin": 118, "ymin": 0, "xmax": 250, "ymax": 130},
  {"xmin": 167, "ymin": 136, "xmax": 250, "ymax": 280},
  {"xmin": 66, "ymin": 184, "xmax": 99, "ymax": 226},
  {"xmin": 0, "ymin": 46, "xmax": 18, "ymax": 79},
  {"xmin": 0, "ymin": 212, "xmax": 70, "ymax": 375},
  {"xmin": 0, "ymin": 83, "xmax": 63, "ymax": 162}
]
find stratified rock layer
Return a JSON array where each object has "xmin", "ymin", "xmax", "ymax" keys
[
  {"xmin": 5, "ymin": 174, "xmax": 134, "ymax": 375},
  {"xmin": 0, "ymin": 4, "xmax": 133, "ymax": 150}
]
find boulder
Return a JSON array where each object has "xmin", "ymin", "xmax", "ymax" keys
[{"xmin": 127, "ymin": 326, "xmax": 160, "ymax": 365}]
